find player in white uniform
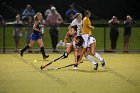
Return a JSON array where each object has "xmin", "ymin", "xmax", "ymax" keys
[
  {"xmin": 57, "ymin": 13, "xmax": 83, "ymax": 47},
  {"xmin": 73, "ymin": 34, "xmax": 106, "ymax": 70},
  {"xmin": 70, "ymin": 13, "xmax": 83, "ymax": 36}
]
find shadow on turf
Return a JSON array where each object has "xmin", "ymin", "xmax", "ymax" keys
[
  {"xmin": 72, "ymin": 69, "xmax": 107, "ymax": 73},
  {"xmin": 46, "ymin": 68, "xmax": 108, "ymax": 73}
]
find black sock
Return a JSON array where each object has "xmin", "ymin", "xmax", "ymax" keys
[
  {"xmin": 22, "ymin": 45, "xmax": 29, "ymax": 52},
  {"xmin": 40, "ymin": 47, "xmax": 46, "ymax": 57},
  {"xmin": 74, "ymin": 63, "xmax": 78, "ymax": 67}
]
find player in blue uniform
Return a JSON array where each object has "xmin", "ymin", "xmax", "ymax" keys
[{"xmin": 20, "ymin": 12, "xmax": 49, "ymax": 59}]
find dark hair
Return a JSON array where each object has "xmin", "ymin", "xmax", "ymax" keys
[
  {"xmin": 76, "ymin": 35, "xmax": 84, "ymax": 46},
  {"xmin": 84, "ymin": 10, "xmax": 91, "ymax": 16},
  {"xmin": 71, "ymin": 25, "xmax": 77, "ymax": 32}
]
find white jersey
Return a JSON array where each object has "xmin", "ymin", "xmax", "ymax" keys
[
  {"xmin": 73, "ymin": 34, "xmax": 96, "ymax": 48},
  {"xmin": 70, "ymin": 19, "xmax": 82, "ymax": 35},
  {"xmin": 86, "ymin": 34, "xmax": 96, "ymax": 48}
]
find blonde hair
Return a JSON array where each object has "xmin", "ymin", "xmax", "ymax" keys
[{"xmin": 34, "ymin": 12, "xmax": 41, "ymax": 21}]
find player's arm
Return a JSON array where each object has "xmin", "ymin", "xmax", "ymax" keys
[
  {"xmin": 63, "ymin": 32, "xmax": 70, "ymax": 47},
  {"xmin": 84, "ymin": 18, "xmax": 94, "ymax": 29},
  {"xmin": 33, "ymin": 21, "xmax": 41, "ymax": 32},
  {"xmin": 85, "ymin": 23, "xmax": 94, "ymax": 29},
  {"xmin": 65, "ymin": 42, "xmax": 73, "ymax": 54}
]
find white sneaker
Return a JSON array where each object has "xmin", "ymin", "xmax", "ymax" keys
[
  {"xmin": 57, "ymin": 40, "xmax": 64, "ymax": 47},
  {"xmin": 73, "ymin": 67, "xmax": 78, "ymax": 70}
]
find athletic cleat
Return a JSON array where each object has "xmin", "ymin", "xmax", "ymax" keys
[
  {"xmin": 101, "ymin": 60, "xmax": 106, "ymax": 67},
  {"xmin": 57, "ymin": 40, "xmax": 63, "ymax": 47},
  {"xmin": 43, "ymin": 54, "xmax": 49, "ymax": 59},
  {"xmin": 73, "ymin": 64, "xmax": 78, "ymax": 70},
  {"xmin": 94, "ymin": 63, "xmax": 98, "ymax": 70},
  {"xmin": 73, "ymin": 67, "xmax": 78, "ymax": 70},
  {"xmin": 19, "ymin": 49, "xmax": 23, "ymax": 57}
]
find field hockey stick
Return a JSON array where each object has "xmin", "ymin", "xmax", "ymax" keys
[
  {"xmin": 40, "ymin": 52, "xmax": 69, "ymax": 70},
  {"xmin": 50, "ymin": 61, "xmax": 83, "ymax": 70},
  {"xmin": 40, "ymin": 55, "xmax": 64, "ymax": 70}
]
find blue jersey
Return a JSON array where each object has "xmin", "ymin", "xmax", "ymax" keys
[{"xmin": 31, "ymin": 22, "xmax": 42, "ymax": 41}]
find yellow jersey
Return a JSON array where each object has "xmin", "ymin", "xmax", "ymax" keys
[{"xmin": 83, "ymin": 17, "xmax": 92, "ymax": 35}]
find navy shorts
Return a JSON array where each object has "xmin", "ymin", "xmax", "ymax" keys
[{"xmin": 31, "ymin": 33, "xmax": 42, "ymax": 41}]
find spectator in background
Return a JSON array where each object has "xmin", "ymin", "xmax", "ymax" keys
[
  {"xmin": 0, "ymin": 15, "xmax": 4, "ymax": 26},
  {"xmin": 108, "ymin": 16, "xmax": 120, "ymax": 52},
  {"xmin": 13, "ymin": 14, "xmax": 23, "ymax": 52},
  {"xmin": 123, "ymin": 15, "xmax": 136, "ymax": 53},
  {"xmin": 22, "ymin": 4, "xmax": 35, "ymax": 22},
  {"xmin": 25, "ymin": 16, "xmax": 33, "ymax": 52},
  {"xmin": 44, "ymin": 4, "xmax": 54, "ymax": 18},
  {"xmin": 82, "ymin": 10, "xmax": 94, "ymax": 35},
  {"xmin": 65, "ymin": 3, "xmax": 78, "ymax": 22},
  {"xmin": 46, "ymin": 7, "xmax": 63, "ymax": 52}
]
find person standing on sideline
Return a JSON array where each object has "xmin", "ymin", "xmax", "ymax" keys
[
  {"xmin": 108, "ymin": 16, "xmax": 120, "ymax": 52},
  {"xmin": 0, "ymin": 15, "xmax": 4, "ymax": 26},
  {"xmin": 44, "ymin": 4, "xmax": 54, "ymax": 18},
  {"xmin": 25, "ymin": 16, "xmax": 33, "ymax": 52},
  {"xmin": 13, "ymin": 14, "xmax": 23, "ymax": 52},
  {"xmin": 123, "ymin": 15, "xmax": 136, "ymax": 53},
  {"xmin": 65, "ymin": 3, "xmax": 78, "ymax": 23},
  {"xmin": 46, "ymin": 7, "xmax": 63, "ymax": 52},
  {"xmin": 22, "ymin": 4, "xmax": 35, "ymax": 22},
  {"xmin": 20, "ymin": 12, "xmax": 49, "ymax": 59},
  {"xmin": 25, "ymin": 16, "xmax": 33, "ymax": 45},
  {"xmin": 82, "ymin": 10, "xmax": 94, "ymax": 35}
]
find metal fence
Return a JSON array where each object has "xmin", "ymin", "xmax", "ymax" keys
[{"xmin": 0, "ymin": 23, "xmax": 140, "ymax": 53}]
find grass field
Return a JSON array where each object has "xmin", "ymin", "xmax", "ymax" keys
[{"xmin": 0, "ymin": 53, "xmax": 140, "ymax": 93}]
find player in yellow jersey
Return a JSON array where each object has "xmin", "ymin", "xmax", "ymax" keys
[{"xmin": 82, "ymin": 10, "xmax": 94, "ymax": 35}]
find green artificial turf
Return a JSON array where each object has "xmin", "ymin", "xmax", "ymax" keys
[{"xmin": 0, "ymin": 53, "xmax": 140, "ymax": 93}]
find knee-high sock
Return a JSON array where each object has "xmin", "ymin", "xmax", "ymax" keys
[
  {"xmin": 94, "ymin": 52, "xmax": 103, "ymax": 62},
  {"xmin": 86, "ymin": 55, "xmax": 97, "ymax": 65},
  {"xmin": 22, "ymin": 45, "xmax": 29, "ymax": 52},
  {"xmin": 40, "ymin": 47, "xmax": 46, "ymax": 57}
]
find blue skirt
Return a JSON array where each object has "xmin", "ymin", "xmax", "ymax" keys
[{"xmin": 31, "ymin": 33, "xmax": 42, "ymax": 41}]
